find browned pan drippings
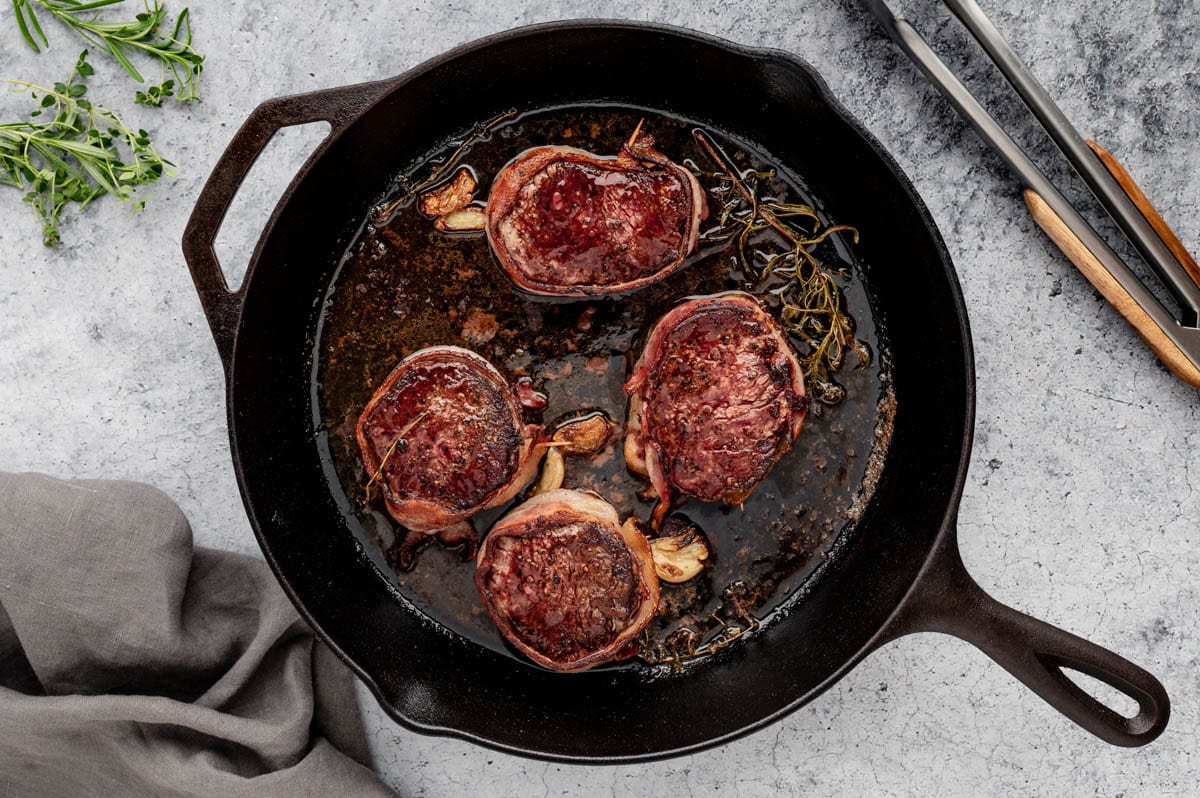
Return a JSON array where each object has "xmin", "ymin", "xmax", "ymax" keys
[{"xmin": 316, "ymin": 105, "xmax": 893, "ymax": 671}]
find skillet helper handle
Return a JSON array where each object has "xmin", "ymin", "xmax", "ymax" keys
[
  {"xmin": 892, "ymin": 539, "xmax": 1169, "ymax": 746},
  {"xmin": 1024, "ymin": 189, "xmax": 1200, "ymax": 389},
  {"xmin": 181, "ymin": 80, "xmax": 391, "ymax": 368}
]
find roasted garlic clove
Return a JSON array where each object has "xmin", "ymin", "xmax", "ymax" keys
[
  {"xmin": 419, "ymin": 167, "xmax": 476, "ymax": 216},
  {"xmin": 552, "ymin": 411, "xmax": 617, "ymax": 456},
  {"xmin": 435, "ymin": 205, "xmax": 487, "ymax": 232},
  {"xmin": 531, "ymin": 447, "xmax": 565, "ymax": 495},
  {"xmin": 649, "ymin": 523, "xmax": 710, "ymax": 583}
]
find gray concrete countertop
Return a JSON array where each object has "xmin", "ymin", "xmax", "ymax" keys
[{"xmin": 1, "ymin": 1, "xmax": 1197, "ymax": 794}]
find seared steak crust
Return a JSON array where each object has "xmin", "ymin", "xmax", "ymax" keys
[
  {"xmin": 475, "ymin": 490, "xmax": 660, "ymax": 672},
  {"xmin": 625, "ymin": 292, "xmax": 807, "ymax": 511},
  {"xmin": 356, "ymin": 346, "xmax": 544, "ymax": 532},
  {"xmin": 486, "ymin": 139, "xmax": 704, "ymax": 296}
]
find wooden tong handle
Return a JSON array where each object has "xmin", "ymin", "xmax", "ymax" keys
[
  {"xmin": 1025, "ymin": 189, "xmax": 1200, "ymax": 388},
  {"xmin": 1085, "ymin": 140, "xmax": 1200, "ymax": 291}
]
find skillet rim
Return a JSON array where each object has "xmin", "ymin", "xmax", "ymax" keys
[{"xmin": 223, "ymin": 17, "xmax": 978, "ymax": 762}]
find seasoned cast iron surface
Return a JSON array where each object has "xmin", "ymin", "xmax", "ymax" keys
[{"xmin": 315, "ymin": 105, "xmax": 891, "ymax": 670}]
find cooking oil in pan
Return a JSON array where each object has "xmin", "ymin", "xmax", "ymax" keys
[{"xmin": 315, "ymin": 105, "xmax": 893, "ymax": 672}]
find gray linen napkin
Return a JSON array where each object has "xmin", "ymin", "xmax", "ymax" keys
[{"xmin": 0, "ymin": 473, "xmax": 396, "ymax": 797}]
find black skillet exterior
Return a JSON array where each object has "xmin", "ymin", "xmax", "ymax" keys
[{"xmin": 182, "ymin": 21, "xmax": 1168, "ymax": 760}]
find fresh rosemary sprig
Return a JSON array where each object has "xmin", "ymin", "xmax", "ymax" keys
[
  {"xmin": 11, "ymin": 0, "xmax": 203, "ymax": 104},
  {"xmin": 0, "ymin": 50, "xmax": 173, "ymax": 246},
  {"xmin": 694, "ymin": 130, "xmax": 869, "ymax": 394}
]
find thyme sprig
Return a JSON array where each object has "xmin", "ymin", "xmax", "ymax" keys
[
  {"xmin": 639, "ymin": 582, "xmax": 761, "ymax": 668},
  {"xmin": 694, "ymin": 130, "xmax": 869, "ymax": 391},
  {"xmin": 363, "ymin": 410, "xmax": 429, "ymax": 503},
  {"xmin": 12, "ymin": 0, "xmax": 203, "ymax": 105},
  {"xmin": 373, "ymin": 108, "xmax": 517, "ymax": 223},
  {"xmin": 0, "ymin": 50, "xmax": 173, "ymax": 246}
]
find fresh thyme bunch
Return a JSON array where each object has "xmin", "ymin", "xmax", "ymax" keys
[
  {"xmin": 12, "ymin": 0, "xmax": 203, "ymax": 105},
  {"xmin": 693, "ymin": 130, "xmax": 870, "ymax": 394},
  {"xmin": 0, "ymin": 51, "xmax": 173, "ymax": 246}
]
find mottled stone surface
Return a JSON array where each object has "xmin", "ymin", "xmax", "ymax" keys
[{"xmin": 1, "ymin": 0, "xmax": 1197, "ymax": 794}]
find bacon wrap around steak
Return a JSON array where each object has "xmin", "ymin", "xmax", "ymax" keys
[
  {"xmin": 475, "ymin": 489, "xmax": 660, "ymax": 672},
  {"xmin": 625, "ymin": 292, "xmax": 807, "ymax": 515},
  {"xmin": 356, "ymin": 346, "xmax": 545, "ymax": 533},
  {"xmin": 485, "ymin": 133, "xmax": 706, "ymax": 296}
]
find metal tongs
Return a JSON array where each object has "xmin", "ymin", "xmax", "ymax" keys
[{"xmin": 857, "ymin": 0, "xmax": 1200, "ymax": 388}]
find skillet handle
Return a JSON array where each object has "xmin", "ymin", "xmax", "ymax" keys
[
  {"xmin": 181, "ymin": 80, "xmax": 393, "ymax": 369},
  {"xmin": 887, "ymin": 534, "xmax": 1169, "ymax": 747}
]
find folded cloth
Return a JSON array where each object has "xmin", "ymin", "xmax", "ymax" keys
[{"xmin": 0, "ymin": 473, "xmax": 395, "ymax": 798}]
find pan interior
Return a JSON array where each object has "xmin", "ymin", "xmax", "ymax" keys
[
  {"xmin": 314, "ymin": 104, "xmax": 892, "ymax": 671},
  {"xmin": 228, "ymin": 22, "xmax": 971, "ymax": 761}
]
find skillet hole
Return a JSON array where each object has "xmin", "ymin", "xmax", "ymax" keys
[
  {"xmin": 1061, "ymin": 667, "xmax": 1141, "ymax": 719},
  {"xmin": 213, "ymin": 121, "xmax": 332, "ymax": 291}
]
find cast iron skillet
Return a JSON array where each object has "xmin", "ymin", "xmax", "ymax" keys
[{"xmin": 181, "ymin": 21, "xmax": 1169, "ymax": 760}]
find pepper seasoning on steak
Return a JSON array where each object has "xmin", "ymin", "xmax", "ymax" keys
[
  {"xmin": 625, "ymin": 292, "xmax": 808, "ymax": 523},
  {"xmin": 475, "ymin": 489, "xmax": 660, "ymax": 672},
  {"xmin": 356, "ymin": 346, "xmax": 547, "ymax": 535},
  {"xmin": 485, "ymin": 126, "xmax": 706, "ymax": 296}
]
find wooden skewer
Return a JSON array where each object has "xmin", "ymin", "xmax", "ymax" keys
[
  {"xmin": 1025, "ymin": 189, "xmax": 1200, "ymax": 388},
  {"xmin": 1085, "ymin": 140, "xmax": 1200, "ymax": 292},
  {"xmin": 625, "ymin": 118, "xmax": 645, "ymax": 150}
]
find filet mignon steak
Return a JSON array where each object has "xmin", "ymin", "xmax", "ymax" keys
[
  {"xmin": 625, "ymin": 292, "xmax": 807, "ymax": 517},
  {"xmin": 356, "ymin": 345, "xmax": 545, "ymax": 533},
  {"xmin": 485, "ymin": 130, "xmax": 705, "ymax": 296},
  {"xmin": 475, "ymin": 489, "xmax": 660, "ymax": 672}
]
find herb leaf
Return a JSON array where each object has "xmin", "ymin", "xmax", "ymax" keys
[
  {"xmin": 693, "ymin": 129, "xmax": 869, "ymax": 394},
  {"xmin": 11, "ymin": 0, "xmax": 204, "ymax": 103},
  {"xmin": 12, "ymin": 0, "xmax": 50, "ymax": 51},
  {"xmin": 0, "ymin": 51, "xmax": 174, "ymax": 246}
]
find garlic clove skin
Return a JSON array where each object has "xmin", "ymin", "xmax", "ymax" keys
[
  {"xmin": 419, "ymin": 167, "xmax": 476, "ymax": 216},
  {"xmin": 649, "ymin": 525, "xmax": 710, "ymax": 584},
  {"xmin": 551, "ymin": 411, "xmax": 617, "ymax": 456},
  {"xmin": 435, "ymin": 205, "xmax": 487, "ymax": 232}
]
